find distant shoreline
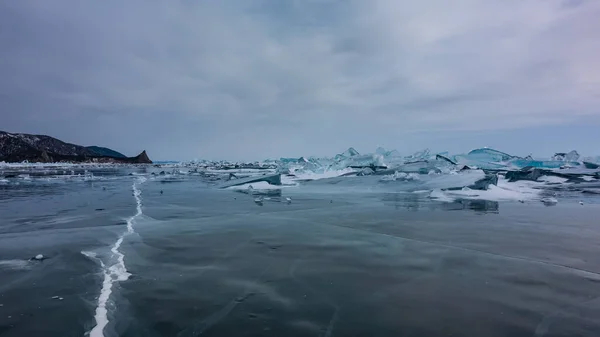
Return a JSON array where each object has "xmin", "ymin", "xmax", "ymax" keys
[{"xmin": 0, "ymin": 130, "xmax": 152, "ymax": 164}]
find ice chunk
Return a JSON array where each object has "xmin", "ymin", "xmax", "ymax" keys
[
  {"xmin": 375, "ymin": 147, "xmax": 388, "ymax": 156},
  {"xmin": 423, "ymin": 169, "xmax": 487, "ymax": 190},
  {"xmin": 279, "ymin": 157, "xmax": 309, "ymax": 164},
  {"xmin": 329, "ymin": 153, "xmax": 386, "ymax": 172},
  {"xmin": 374, "ymin": 147, "xmax": 401, "ymax": 158},
  {"xmin": 467, "ymin": 174, "xmax": 498, "ymax": 190},
  {"xmin": 453, "ymin": 155, "xmax": 510, "ymax": 170},
  {"xmin": 286, "ymin": 168, "xmax": 356, "ymax": 181},
  {"xmin": 404, "ymin": 148, "xmax": 431, "ymax": 161},
  {"xmin": 505, "ymin": 168, "xmax": 543, "ymax": 182},
  {"xmin": 566, "ymin": 150, "xmax": 580, "ymax": 162},
  {"xmin": 277, "ymin": 156, "xmax": 324, "ymax": 175},
  {"xmin": 440, "ymin": 183, "xmax": 537, "ymax": 202},
  {"xmin": 395, "ymin": 161, "xmax": 432, "ymax": 174},
  {"xmin": 583, "ymin": 156, "xmax": 600, "ymax": 164},
  {"xmin": 380, "ymin": 172, "xmax": 420, "ymax": 182},
  {"xmin": 467, "ymin": 148, "xmax": 516, "ymax": 162},
  {"xmin": 334, "ymin": 147, "xmax": 359, "ymax": 161},
  {"xmin": 552, "ymin": 150, "xmax": 579, "ymax": 162},
  {"xmin": 541, "ymin": 197, "xmax": 558, "ymax": 206},
  {"xmin": 394, "ymin": 156, "xmax": 455, "ymax": 174},
  {"xmin": 345, "ymin": 147, "xmax": 359, "ymax": 157},
  {"xmin": 435, "ymin": 154, "xmax": 457, "ymax": 165},
  {"xmin": 29, "ymin": 254, "xmax": 45, "ymax": 261},
  {"xmin": 356, "ymin": 167, "xmax": 375, "ymax": 176},
  {"xmin": 220, "ymin": 174, "xmax": 281, "ymax": 188}
]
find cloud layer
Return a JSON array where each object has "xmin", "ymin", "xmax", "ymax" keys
[{"xmin": 1, "ymin": 0, "xmax": 599, "ymax": 160}]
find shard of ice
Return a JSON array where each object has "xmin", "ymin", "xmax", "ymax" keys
[
  {"xmin": 552, "ymin": 150, "xmax": 580, "ymax": 162},
  {"xmin": 334, "ymin": 147, "xmax": 360, "ymax": 161},
  {"xmin": 466, "ymin": 148, "xmax": 517, "ymax": 162},
  {"xmin": 375, "ymin": 147, "xmax": 388, "ymax": 156},
  {"xmin": 435, "ymin": 154, "xmax": 457, "ymax": 166},
  {"xmin": 421, "ymin": 169, "xmax": 497, "ymax": 191},
  {"xmin": 450, "ymin": 148, "xmax": 517, "ymax": 170},
  {"xmin": 404, "ymin": 148, "xmax": 431, "ymax": 161},
  {"xmin": 505, "ymin": 168, "xmax": 543, "ymax": 182},
  {"xmin": 219, "ymin": 174, "xmax": 281, "ymax": 188},
  {"xmin": 452, "ymin": 155, "xmax": 510, "ymax": 170},
  {"xmin": 325, "ymin": 150, "xmax": 387, "ymax": 172}
]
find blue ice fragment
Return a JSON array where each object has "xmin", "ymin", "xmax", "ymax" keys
[{"xmin": 467, "ymin": 148, "xmax": 517, "ymax": 162}]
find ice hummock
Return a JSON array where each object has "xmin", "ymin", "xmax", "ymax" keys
[
  {"xmin": 5, "ymin": 146, "xmax": 600, "ymax": 204},
  {"xmin": 263, "ymin": 146, "xmax": 599, "ymax": 202}
]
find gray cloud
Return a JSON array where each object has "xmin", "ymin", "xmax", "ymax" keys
[{"xmin": 1, "ymin": 0, "xmax": 599, "ymax": 160}]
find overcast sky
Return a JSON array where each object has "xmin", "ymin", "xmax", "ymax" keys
[{"xmin": 1, "ymin": 0, "xmax": 599, "ymax": 161}]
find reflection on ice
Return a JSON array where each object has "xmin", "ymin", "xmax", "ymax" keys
[{"xmin": 441, "ymin": 199, "xmax": 500, "ymax": 213}]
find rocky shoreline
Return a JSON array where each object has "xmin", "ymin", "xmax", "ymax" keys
[{"xmin": 0, "ymin": 131, "xmax": 152, "ymax": 164}]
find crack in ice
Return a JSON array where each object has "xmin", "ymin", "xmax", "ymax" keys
[{"xmin": 88, "ymin": 177, "xmax": 146, "ymax": 337}]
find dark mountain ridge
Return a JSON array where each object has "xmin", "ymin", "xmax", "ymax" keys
[{"xmin": 0, "ymin": 131, "xmax": 152, "ymax": 164}]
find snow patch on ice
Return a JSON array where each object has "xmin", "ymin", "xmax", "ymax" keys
[
  {"xmin": 289, "ymin": 168, "xmax": 356, "ymax": 181},
  {"xmin": 0, "ymin": 260, "xmax": 31, "ymax": 270},
  {"xmin": 380, "ymin": 172, "xmax": 420, "ymax": 181},
  {"xmin": 538, "ymin": 175, "xmax": 568, "ymax": 184},
  {"xmin": 429, "ymin": 177, "xmax": 541, "ymax": 202}
]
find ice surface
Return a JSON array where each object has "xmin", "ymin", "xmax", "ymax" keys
[
  {"xmin": 538, "ymin": 175, "xmax": 569, "ymax": 184},
  {"xmin": 86, "ymin": 178, "xmax": 146, "ymax": 337},
  {"xmin": 0, "ymin": 259, "xmax": 31, "ymax": 270}
]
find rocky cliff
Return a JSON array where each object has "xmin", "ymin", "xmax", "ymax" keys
[{"xmin": 0, "ymin": 131, "xmax": 152, "ymax": 164}]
